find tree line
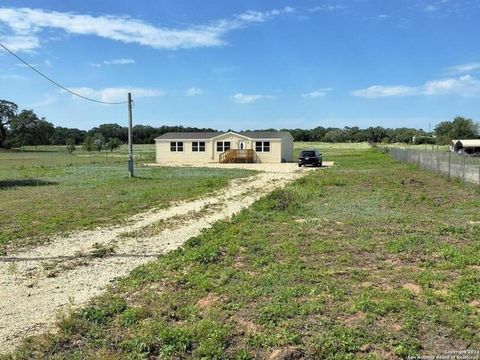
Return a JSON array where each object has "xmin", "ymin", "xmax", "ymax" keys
[
  {"xmin": 1, "ymin": 99, "xmax": 478, "ymax": 150},
  {"xmin": 285, "ymin": 116, "xmax": 478, "ymax": 144}
]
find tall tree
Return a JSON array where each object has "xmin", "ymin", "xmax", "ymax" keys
[
  {"xmin": 435, "ymin": 116, "xmax": 478, "ymax": 144},
  {"xmin": 82, "ymin": 136, "xmax": 94, "ymax": 152},
  {"xmin": 36, "ymin": 119, "xmax": 55, "ymax": 145},
  {"xmin": 0, "ymin": 100, "xmax": 18, "ymax": 148},
  {"xmin": 90, "ymin": 123, "xmax": 128, "ymax": 143},
  {"xmin": 92, "ymin": 133, "xmax": 105, "ymax": 152},
  {"xmin": 66, "ymin": 138, "xmax": 76, "ymax": 154},
  {"xmin": 451, "ymin": 116, "xmax": 478, "ymax": 139},
  {"xmin": 106, "ymin": 137, "xmax": 122, "ymax": 151},
  {"xmin": 7, "ymin": 110, "xmax": 40, "ymax": 147}
]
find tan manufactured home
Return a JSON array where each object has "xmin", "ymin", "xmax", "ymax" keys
[{"xmin": 155, "ymin": 131, "xmax": 294, "ymax": 164}]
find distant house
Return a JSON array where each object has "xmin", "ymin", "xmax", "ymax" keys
[
  {"xmin": 155, "ymin": 131, "xmax": 294, "ymax": 163},
  {"xmin": 450, "ymin": 139, "xmax": 480, "ymax": 155}
]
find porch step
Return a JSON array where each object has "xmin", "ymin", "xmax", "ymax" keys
[{"xmin": 219, "ymin": 149, "xmax": 257, "ymax": 163}]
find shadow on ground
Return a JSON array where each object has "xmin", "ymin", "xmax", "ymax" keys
[{"xmin": 0, "ymin": 179, "xmax": 58, "ymax": 189}]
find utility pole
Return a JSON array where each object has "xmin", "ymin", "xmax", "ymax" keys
[{"xmin": 127, "ymin": 92, "xmax": 134, "ymax": 177}]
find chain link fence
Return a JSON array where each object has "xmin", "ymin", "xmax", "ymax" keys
[{"xmin": 387, "ymin": 147, "xmax": 480, "ymax": 185}]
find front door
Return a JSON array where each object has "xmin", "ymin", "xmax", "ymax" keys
[{"xmin": 239, "ymin": 141, "xmax": 246, "ymax": 150}]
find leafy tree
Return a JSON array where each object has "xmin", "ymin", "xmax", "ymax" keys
[
  {"xmin": 434, "ymin": 121, "xmax": 453, "ymax": 144},
  {"xmin": 413, "ymin": 136, "xmax": 436, "ymax": 145},
  {"xmin": 106, "ymin": 137, "xmax": 122, "ymax": 151},
  {"xmin": 364, "ymin": 126, "xmax": 388, "ymax": 143},
  {"xmin": 92, "ymin": 133, "xmax": 105, "ymax": 152},
  {"xmin": 90, "ymin": 123, "xmax": 127, "ymax": 143},
  {"xmin": 7, "ymin": 110, "xmax": 40, "ymax": 147},
  {"xmin": 66, "ymin": 138, "xmax": 76, "ymax": 154},
  {"xmin": 82, "ymin": 136, "xmax": 94, "ymax": 152},
  {"xmin": 324, "ymin": 129, "xmax": 346, "ymax": 142},
  {"xmin": 435, "ymin": 116, "xmax": 479, "ymax": 144},
  {"xmin": 451, "ymin": 116, "xmax": 478, "ymax": 139},
  {"xmin": 0, "ymin": 100, "xmax": 18, "ymax": 148},
  {"xmin": 51, "ymin": 127, "xmax": 87, "ymax": 145},
  {"xmin": 36, "ymin": 119, "xmax": 55, "ymax": 145}
]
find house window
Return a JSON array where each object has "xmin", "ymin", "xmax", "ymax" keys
[
  {"xmin": 170, "ymin": 141, "xmax": 183, "ymax": 152},
  {"xmin": 216, "ymin": 141, "xmax": 231, "ymax": 152},
  {"xmin": 255, "ymin": 141, "xmax": 270, "ymax": 152},
  {"xmin": 192, "ymin": 141, "xmax": 206, "ymax": 152}
]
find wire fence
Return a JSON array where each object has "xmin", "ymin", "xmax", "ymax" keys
[
  {"xmin": 0, "ymin": 149, "xmax": 156, "ymax": 170},
  {"xmin": 387, "ymin": 147, "xmax": 480, "ymax": 185}
]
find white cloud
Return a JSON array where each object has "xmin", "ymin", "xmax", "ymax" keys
[
  {"xmin": 352, "ymin": 75, "xmax": 480, "ymax": 98},
  {"xmin": 231, "ymin": 93, "xmax": 274, "ymax": 104},
  {"xmin": 411, "ymin": 0, "xmax": 473, "ymax": 16},
  {"xmin": 446, "ymin": 62, "xmax": 480, "ymax": 75},
  {"xmin": 309, "ymin": 5, "xmax": 346, "ymax": 12},
  {"xmin": 185, "ymin": 87, "xmax": 203, "ymax": 96},
  {"xmin": 351, "ymin": 85, "xmax": 416, "ymax": 98},
  {"xmin": 301, "ymin": 88, "xmax": 332, "ymax": 99},
  {"xmin": 422, "ymin": 75, "xmax": 480, "ymax": 96},
  {"xmin": 0, "ymin": 6, "xmax": 294, "ymax": 52},
  {"xmin": 91, "ymin": 58, "xmax": 136, "ymax": 67},
  {"xmin": 0, "ymin": 35, "xmax": 39, "ymax": 52},
  {"xmin": 377, "ymin": 14, "xmax": 392, "ymax": 20},
  {"xmin": 66, "ymin": 87, "xmax": 165, "ymax": 102},
  {"xmin": 104, "ymin": 58, "xmax": 135, "ymax": 65},
  {"xmin": 237, "ymin": 10, "xmax": 270, "ymax": 23}
]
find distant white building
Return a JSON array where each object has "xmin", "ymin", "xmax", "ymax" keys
[{"xmin": 450, "ymin": 139, "xmax": 480, "ymax": 155}]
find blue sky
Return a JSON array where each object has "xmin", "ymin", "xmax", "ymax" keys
[{"xmin": 1, "ymin": 0, "xmax": 480, "ymax": 131}]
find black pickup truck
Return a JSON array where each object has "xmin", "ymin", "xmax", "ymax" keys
[{"xmin": 298, "ymin": 149, "xmax": 322, "ymax": 167}]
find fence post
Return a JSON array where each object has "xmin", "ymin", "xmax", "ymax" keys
[
  {"xmin": 463, "ymin": 156, "xmax": 466, "ymax": 183},
  {"xmin": 478, "ymin": 165, "xmax": 480, "ymax": 185},
  {"xmin": 448, "ymin": 152, "xmax": 451, "ymax": 180}
]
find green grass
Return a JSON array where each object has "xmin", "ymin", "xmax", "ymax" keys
[
  {"xmin": 294, "ymin": 141, "xmax": 371, "ymax": 158},
  {"xmin": 0, "ymin": 144, "xmax": 156, "ymax": 169},
  {"xmin": 0, "ymin": 161, "xmax": 252, "ymax": 249},
  {"xmin": 5, "ymin": 145, "xmax": 479, "ymax": 359}
]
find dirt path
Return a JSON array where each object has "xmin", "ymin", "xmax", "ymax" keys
[{"xmin": 0, "ymin": 165, "xmax": 324, "ymax": 352}]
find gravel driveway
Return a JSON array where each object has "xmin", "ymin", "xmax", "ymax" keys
[{"xmin": 0, "ymin": 163, "xmax": 331, "ymax": 352}]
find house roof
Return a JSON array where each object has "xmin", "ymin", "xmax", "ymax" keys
[
  {"xmin": 457, "ymin": 139, "xmax": 480, "ymax": 147},
  {"xmin": 238, "ymin": 131, "xmax": 292, "ymax": 139},
  {"xmin": 155, "ymin": 131, "xmax": 292, "ymax": 140},
  {"xmin": 155, "ymin": 132, "xmax": 222, "ymax": 140}
]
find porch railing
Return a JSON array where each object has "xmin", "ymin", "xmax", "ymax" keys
[{"xmin": 219, "ymin": 149, "xmax": 257, "ymax": 163}]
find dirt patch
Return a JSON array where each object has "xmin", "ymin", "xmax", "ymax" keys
[
  {"xmin": 343, "ymin": 311, "xmax": 366, "ymax": 327},
  {"xmin": 268, "ymin": 347, "xmax": 304, "ymax": 360},
  {"xmin": 235, "ymin": 317, "xmax": 260, "ymax": 334},
  {"xmin": 196, "ymin": 293, "xmax": 220, "ymax": 310},
  {"xmin": 0, "ymin": 166, "xmax": 318, "ymax": 352},
  {"xmin": 402, "ymin": 282, "xmax": 422, "ymax": 295}
]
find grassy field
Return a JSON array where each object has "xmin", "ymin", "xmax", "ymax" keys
[
  {"xmin": 0, "ymin": 144, "xmax": 156, "ymax": 169},
  {"xmin": 6, "ymin": 145, "xmax": 479, "ymax": 359},
  {"xmin": 0, "ymin": 150, "xmax": 252, "ymax": 249}
]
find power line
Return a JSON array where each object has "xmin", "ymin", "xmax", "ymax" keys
[{"xmin": 0, "ymin": 42, "xmax": 128, "ymax": 105}]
